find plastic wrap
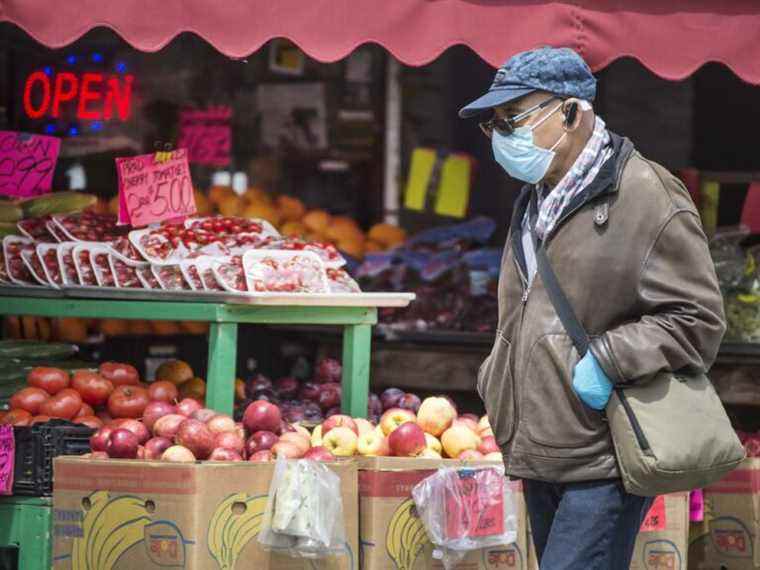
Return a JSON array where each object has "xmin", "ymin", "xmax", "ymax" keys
[
  {"xmin": 326, "ymin": 268, "xmax": 361, "ymax": 294},
  {"xmin": 152, "ymin": 264, "xmax": 192, "ymax": 291},
  {"xmin": 90, "ymin": 246, "xmax": 117, "ymax": 287},
  {"xmin": 411, "ymin": 466, "xmax": 517, "ymax": 569},
  {"xmin": 211, "ymin": 256, "xmax": 247, "ymax": 293},
  {"xmin": 261, "ymin": 238, "xmax": 345, "ymax": 269},
  {"xmin": 72, "ymin": 244, "xmax": 99, "ymax": 286},
  {"xmin": 197, "ymin": 257, "xmax": 225, "ymax": 291},
  {"xmin": 110, "ymin": 237, "xmax": 147, "ymax": 265},
  {"xmin": 135, "ymin": 265, "xmax": 161, "ymax": 290},
  {"xmin": 45, "ymin": 220, "xmax": 65, "ymax": 243},
  {"xmin": 36, "ymin": 244, "xmax": 63, "ymax": 288},
  {"xmin": 3, "ymin": 236, "xmax": 37, "ymax": 285},
  {"xmin": 243, "ymin": 250, "xmax": 329, "ymax": 294},
  {"xmin": 56, "ymin": 242, "xmax": 80, "ymax": 286},
  {"xmin": 258, "ymin": 456, "xmax": 346, "ymax": 559},
  {"xmin": 20, "ymin": 249, "xmax": 49, "ymax": 286},
  {"xmin": 52, "ymin": 212, "xmax": 127, "ymax": 242},
  {"xmin": 17, "ymin": 217, "xmax": 56, "ymax": 242},
  {"xmin": 179, "ymin": 257, "xmax": 205, "ymax": 291},
  {"xmin": 110, "ymin": 257, "xmax": 144, "ymax": 289}
]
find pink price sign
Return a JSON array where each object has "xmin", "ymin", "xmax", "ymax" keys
[
  {"xmin": 116, "ymin": 149, "xmax": 196, "ymax": 227},
  {"xmin": 177, "ymin": 106, "xmax": 231, "ymax": 167},
  {"xmin": 640, "ymin": 495, "xmax": 667, "ymax": 532},
  {"xmin": 0, "ymin": 131, "xmax": 60, "ymax": 198},
  {"xmin": 0, "ymin": 424, "xmax": 14, "ymax": 495}
]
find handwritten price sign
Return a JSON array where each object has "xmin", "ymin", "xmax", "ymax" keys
[
  {"xmin": 116, "ymin": 149, "xmax": 196, "ymax": 227},
  {"xmin": 640, "ymin": 495, "xmax": 667, "ymax": 532},
  {"xmin": 177, "ymin": 107, "xmax": 231, "ymax": 167},
  {"xmin": 0, "ymin": 425, "xmax": 14, "ymax": 495},
  {"xmin": 0, "ymin": 131, "xmax": 60, "ymax": 197}
]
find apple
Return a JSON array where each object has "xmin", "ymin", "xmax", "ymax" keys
[
  {"xmin": 303, "ymin": 402, "xmax": 323, "ymax": 422},
  {"xmin": 291, "ymin": 424, "xmax": 311, "ymax": 440},
  {"xmin": 191, "ymin": 408, "xmax": 218, "ymax": 423},
  {"xmin": 388, "ymin": 422, "xmax": 426, "ymax": 457},
  {"xmin": 478, "ymin": 436, "xmax": 500, "ymax": 455},
  {"xmin": 462, "ymin": 413, "xmax": 480, "ymax": 424},
  {"xmin": 484, "ymin": 452, "xmax": 503, "ymax": 461},
  {"xmin": 282, "ymin": 401, "xmax": 306, "ymax": 423},
  {"xmin": 279, "ymin": 432, "xmax": 311, "ymax": 456},
  {"xmin": 354, "ymin": 418, "xmax": 374, "ymax": 437},
  {"xmin": 424, "ymin": 433, "xmax": 442, "ymax": 454},
  {"xmin": 357, "ymin": 430, "xmax": 391, "ymax": 457},
  {"xmin": 108, "ymin": 428, "xmax": 140, "ymax": 459},
  {"xmin": 453, "ymin": 417, "xmax": 479, "ymax": 434},
  {"xmin": 280, "ymin": 420, "xmax": 296, "ymax": 434},
  {"xmin": 441, "ymin": 426, "xmax": 482, "ymax": 459},
  {"xmin": 90, "ymin": 451, "xmax": 109, "ymax": 460},
  {"xmin": 136, "ymin": 446, "xmax": 146, "ymax": 460},
  {"xmin": 118, "ymin": 418, "xmax": 150, "ymax": 444},
  {"xmin": 325, "ymin": 407, "xmax": 342, "ymax": 418},
  {"xmin": 398, "ymin": 393, "xmax": 422, "ymax": 414},
  {"xmin": 477, "ymin": 416, "xmax": 491, "ymax": 434},
  {"xmin": 246, "ymin": 374, "xmax": 272, "ymax": 397},
  {"xmin": 317, "ymin": 386, "xmax": 341, "ymax": 412},
  {"xmin": 379, "ymin": 408, "xmax": 417, "ymax": 436},
  {"xmin": 322, "ymin": 426, "xmax": 358, "ymax": 457},
  {"xmin": 90, "ymin": 427, "xmax": 114, "ymax": 452},
  {"xmin": 274, "ymin": 377, "xmax": 300, "ymax": 399},
  {"xmin": 161, "ymin": 445, "xmax": 196, "ymax": 462},
  {"xmin": 310, "ymin": 425, "xmax": 323, "ymax": 447},
  {"xmin": 176, "ymin": 419, "xmax": 216, "ymax": 460},
  {"xmin": 368, "ymin": 393, "xmax": 383, "ymax": 417},
  {"xmin": 142, "ymin": 401, "xmax": 176, "ymax": 431},
  {"xmin": 243, "ymin": 400, "xmax": 282, "ymax": 434},
  {"xmin": 480, "ymin": 427, "xmax": 495, "ymax": 438},
  {"xmin": 207, "ymin": 414, "xmax": 236, "ymax": 434},
  {"xmin": 322, "ymin": 414, "xmax": 358, "ymax": 436},
  {"xmin": 417, "ymin": 397, "xmax": 457, "ymax": 437},
  {"xmin": 315, "ymin": 358, "xmax": 341, "ymax": 384},
  {"xmin": 419, "ymin": 448, "xmax": 442, "ymax": 459},
  {"xmin": 303, "ymin": 446, "xmax": 334, "ymax": 461},
  {"xmin": 380, "ymin": 387, "xmax": 405, "ymax": 411},
  {"xmin": 153, "ymin": 414, "xmax": 187, "ymax": 439},
  {"xmin": 251, "ymin": 389, "xmax": 279, "ymax": 405},
  {"xmin": 246, "ymin": 431, "xmax": 279, "ymax": 456},
  {"xmin": 208, "ymin": 448, "xmax": 243, "ymax": 461},
  {"xmin": 248, "ymin": 450, "xmax": 273, "ymax": 462},
  {"xmin": 214, "ymin": 431, "xmax": 245, "ymax": 454},
  {"xmin": 144, "ymin": 436, "xmax": 173, "ymax": 459},
  {"xmin": 272, "ymin": 441, "xmax": 304, "ymax": 459},
  {"xmin": 299, "ymin": 382, "xmax": 321, "ymax": 402},
  {"xmin": 458, "ymin": 450, "xmax": 484, "ymax": 460},
  {"xmin": 176, "ymin": 398, "xmax": 203, "ymax": 417}
]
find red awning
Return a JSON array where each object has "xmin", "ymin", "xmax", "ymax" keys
[{"xmin": 3, "ymin": 0, "xmax": 760, "ymax": 82}]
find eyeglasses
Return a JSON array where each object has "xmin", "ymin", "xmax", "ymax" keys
[{"xmin": 479, "ymin": 96, "xmax": 559, "ymax": 138}]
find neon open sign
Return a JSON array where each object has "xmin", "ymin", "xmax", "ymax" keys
[{"xmin": 22, "ymin": 71, "xmax": 134, "ymax": 122}]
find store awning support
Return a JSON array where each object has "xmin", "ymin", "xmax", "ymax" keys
[{"xmin": 383, "ymin": 57, "xmax": 402, "ymax": 225}]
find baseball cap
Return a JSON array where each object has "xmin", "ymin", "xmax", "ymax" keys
[{"xmin": 459, "ymin": 46, "xmax": 597, "ymax": 118}]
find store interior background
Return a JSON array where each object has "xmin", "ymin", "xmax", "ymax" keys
[{"xmin": 2, "ymin": 24, "xmax": 759, "ymax": 418}]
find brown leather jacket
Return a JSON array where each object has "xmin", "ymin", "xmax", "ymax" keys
[{"xmin": 479, "ymin": 133, "xmax": 726, "ymax": 483}]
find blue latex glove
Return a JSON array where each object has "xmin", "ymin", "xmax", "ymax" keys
[{"xmin": 572, "ymin": 352, "xmax": 613, "ymax": 410}]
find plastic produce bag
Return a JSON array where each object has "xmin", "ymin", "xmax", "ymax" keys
[
  {"xmin": 411, "ymin": 466, "xmax": 517, "ymax": 569},
  {"xmin": 258, "ymin": 456, "xmax": 347, "ymax": 559}
]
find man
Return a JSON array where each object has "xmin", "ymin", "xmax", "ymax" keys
[{"xmin": 460, "ymin": 47, "xmax": 725, "ymax": 568}]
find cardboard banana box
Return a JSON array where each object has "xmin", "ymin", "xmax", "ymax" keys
[
  {"xmin": 52, "ymin": 456, "xmax": 358, "ymax": 570},
  {"xmin": 629, "ymin": 493, "xmax": 689, "ymax": 570},
  {"xmin": 358, "ymin": 457, "xmax": 528, "ymax": 570}
]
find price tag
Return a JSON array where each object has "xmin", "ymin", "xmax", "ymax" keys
[
  {"xmin": 0, "ymin": 131, "xmax": 60, "ymax": 197},
  {"xmin": 640, "ymin": 495, "xmax": 667, "ymax": 532},
  {"xmin": 444, "ymin": 468, "xmax": 505, "ymax": 540},
  {"xmin": 116, "ymin": 149, "xmax": 196, "ymax": 227},
  {"xmin": 0, "ymin": 425, "xmax": 14, "ymax": 495},
  {"xmin": 177, "ymin": 107, "xmax": 231, "ymax": 167}
]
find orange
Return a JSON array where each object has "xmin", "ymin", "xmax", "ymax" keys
[
  {"xmin": 365, "ymin": 240, "xmax": 384, "ymax": 253},
  {"xmin": 337, "ymin": 235, "xmax": 366, "ymax": 260},
  {"xmin": 156, "ymin": 360, "xmax": 194, "ymax": 385},
  {"xmin": 151, "ymin": 321, "xmax": 181, "ymax": 335},
  {"xmin": 54, "ymin": 317, "xmax": 88, "ymax": 343},
  {"xmin": 243, "ymin": 201, "xmax": 281, "ymax": 226},
  {"xmin": 193, "ymin": 190, "xmax": 211, "ymax": 215},
  {"xmin": 276, "ymin": 195, "xmax": 306, "ymax": 222},
  {"xmin": 218, "ymin": 194, "xmax": 244, "ymax": 217},
  {"xmin": 100, "ymin": 319, "xmax": 129, "ymax": 336},
  {"xmin": 280, "ymin": 221, "xmax": 307, "ymax": 238},
  {"xmin": 208, "ymin": 185, "xmax": 235, "ymax": 206},
  {"xmin": 180, "ymin": 321, "xmax": 210, "ymax": 335},
  {"xmin": 368, "ymin": 223, "xmax": 407, "ymax": 248},
  {"xmin": 303, "ymin": 209, "xmax": 331, "ymax": 233}
]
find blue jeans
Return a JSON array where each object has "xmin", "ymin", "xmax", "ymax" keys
[{"xmin": 524, "ymin": 478, "xmax": 654, "ymax": 570}]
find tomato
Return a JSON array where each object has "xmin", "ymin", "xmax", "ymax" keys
[
  {"xmin": 108, "ymin": 385, "xmax": 150, "ymax": 419},
  {"xmin": 2, "ymin": 408, "xmax": 32, "ymax": 426},
  {"xmin": 75, "ymin": 403, "xmax": 95, "ymax": 418},
  {"xmin": 30, "ymin": 415, "xmax": 52, "ymax": 425},
  {"xmin": 72, "ymin": 415, "xmax": 104, "ymax": 429},
  {"xmin": 27, "ymin": 367, "xmax": 70, "ymax": 395},
  {"xmin": 39, "ymin": 388, "xmax": 83, "ymax": 420},
  {"xmin": 71, "ymin": 370, "xmax": 114, "ymax": 406},
  {"xmin": 148, "ymin": 381, "xmax": 179, "ymax": 403},
  {"xmin": 99, "ymin": 362, "xmax": 140, "ymax": 386},
  {"xmin": 9, "ymin": 387, "xmax": 50, "ymax": 415}
]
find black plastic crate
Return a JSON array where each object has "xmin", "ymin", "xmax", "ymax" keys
[{"xmin": 12, "ymin": 420, "xmax": 95, "ymax": 496}]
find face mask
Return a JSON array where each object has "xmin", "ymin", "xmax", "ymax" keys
[{"xmin": 492, "ymin": 103, "xmax": 567, "ymax": 184}]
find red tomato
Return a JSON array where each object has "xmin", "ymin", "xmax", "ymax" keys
[
  {"xmin": 108, "ymin": 385, "xmax": 150, "ymax": 419},
  {"xmin": 72, "ymin": 415, "xmax": 104, "ymax": 429},
  {"xmin": 75, "ymin": 403, "xmax": 95, "ymax": 418},
  {"xmin": 2, "ymin": 409, "xmax": 32, "ymax": 426},
  {"xmin": 9, "ymin": 387, "xmax": 50, "ymax": 415},
  {"xmin": 71, "ymin": 370, "xmax": 114, "ymax": 407},
  {"xmin": 148, "ymin": 381, "xmax": 179, "ymax": 403},
  {"xmin": 27, "ymin": 367, "xmax": 70, "ymax": 395},
  {"xmin": 99, "ymin": 362, "xmax": 140, "ymax": 386},
  {"xmin": 39, "ymin": 388, "xmax": 83, "ymax": 420}
]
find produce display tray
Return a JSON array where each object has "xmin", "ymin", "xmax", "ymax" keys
[{"xmin": 0, "ymin": 286, "xmax": 64, "ymax": 298}]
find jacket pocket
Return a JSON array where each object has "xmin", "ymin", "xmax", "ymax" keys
[
  {"xmin": 478, "ymin": 333, "xmax": 514, "ymax": 446},
  {"xmin": 523, "ymin": 334, "xmax": 606, "ymax": 449}
]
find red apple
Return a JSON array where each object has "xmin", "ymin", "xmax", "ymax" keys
[
  {"xmin": 417, "ymin": 396, "xmax": 457, "ymax": 437},
  {"xmin": 206, "ymin": 414, "xmax": 236, "ymax": 434},
  {"xmin": 458, "ymin": 449, "xmax": 485, "ymax": 460},
  {"xmin": 398, "ymin": 393, "xmax": 422, "ymax": 413},
  {"xmin": 357, "ymin": 430, "xmax": 391, "ymax": 457},
  {"xmin": 279, "ymin": 432, "xmax": 310, "ymax": 456},
  {"xmin": 248, "ymin": 450, "xmax": 273, "ymax": 462},
  {"xmin": 388, "ymin": 422, "xmax": 426, "ymax": 457},
  {"xmin": 147, "ymin": 380, "xmax": 179, "ymax": 403},
  {"xmin": 142, "ymin": 401, "xmax": 176, "ymax": 431},
  {"xmin": 354, "ymin": 418, "xmax": 374, "ymax": 437},
  {"xmin": 118, "ymin": 418, "xmax": 150, "ymax": 444},
  {"xmin": 191, "ymin": 408, "xmax": 218, "ymax": 423},
  {"xmin": 315, "ymin": 358, "xmax": 341, "ymax": 384},
  {"xmin": 274, "ymin": 377, "xmax": 300, "ymax": 399},
  {"xmin": 243, "ymin": 400, "xmax": 282, "ymax": 434},
  {"xmin": 477, "ymin": 435, "xmax": 499, "ymax": 455},
  {"xmin": 322, "ymin": 414, "xmax": 358, "ymax": 436},
  {"xmin": 161, "ymin": 445, "xmax": 196, "ymax": 462},
  {"xmin": 176, "ymin": 419, "xmax": 215, "ymax": 460},
  {"xmin": 208, "ymin": 448, "xmax": 243, "ymax": 461},
  {"xmin": 299, "ymin": 382, "xmax": 321, "ymax": 402},
  {"xmin": 271, "ymin": 441, "xmax": 303, "ymax": 459},
  {"xmin": 214, "ymin": 431, "xmax": 245, "ymax": 454},
  {"xmin": 453, "ymin": 417, "xmax": 479, "ymax": 434},
  {"xmin": 325, "ymin": 407, "xmax": 342, "ymax": 418},
  {"xmin": 144, "ymin": 436, "xmax": 173, "ymax": 459},
  {"xmin": 303, "ymin": 446, "xmax": 334, "ymax": 461},
  {"xmin": 108, "ymin": 428, "xmax": 140, "ymax": 459},
  {"xmin": 176, "ymin": 398, "xmax": 203, "ymax": 417},
  {"xmin": 380, "ymin": 387, "xmax": 404, "ymax": 410},
  {"xmin": 368, "ymin": 393, "xmax": 383, "ymax": 417},
  {"xmin": 246, "ymin": 374, "xmax": 272, "ymax": 396},
  {"xmin": 245, "ymin": 431, "xmax": 279, "ymax": 456},
  {"xmin": 89, "ymin": 427, "xmax": 114, "ymax": 452},
  {"xmin": 317, "ymin": 386, "xmax": 341, "ymax": 412},
  {"xmin": 152, "ymin": 414, "xmax": 187, "ymax": 439},
  {"xmin": 380, "ymin": 408, "xmax": 417, "ymax": 436},
  {"xmin": 441, "ymin": 425, "xmax": 481, "ymax": 458},
  {"xmin": 136, "ymin": 446, "xmax": 147, "ymax": 459},
  {"xmin": 303, "ymin": 402, "xmax": 323, "ymax": 422}
]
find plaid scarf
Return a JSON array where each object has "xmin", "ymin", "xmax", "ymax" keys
[{"xmin": 533, "ymin": 116, "xmax": 612, "ymax": 240}]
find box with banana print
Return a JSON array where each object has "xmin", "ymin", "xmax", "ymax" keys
[
  {"xmin": 51, "ymin": 457, "xmax": 359, "ymax": 570},
  {"xmin": 358, "ymin": 457, "xmax": 528, "ymax": 570}
]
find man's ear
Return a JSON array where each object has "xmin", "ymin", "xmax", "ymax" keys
[{"xmin": 562, "ymin": 98, "xmax": 583, "ymax": 131}]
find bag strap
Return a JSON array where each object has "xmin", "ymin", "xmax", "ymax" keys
[{"xmin": 533, "ymin": 235, "xmax": 591, "ymax": 357}]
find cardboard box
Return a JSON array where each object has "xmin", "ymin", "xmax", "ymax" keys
[
  {"xmin": 689, "ymin": 458, "xmax": 760, "ymax": 569},
  {"xmin": 629, "ymin": 493, "xmax": 690, "ymax": 570},
  {"xmin": 52, "ymin": 457, "xmax": 359, "ymax": 569},
  {"xmin": 358, "ymin": 457, "xmax": 528, "ymax": 570}
]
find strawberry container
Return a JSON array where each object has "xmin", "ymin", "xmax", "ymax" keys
[
  {"xmin": 20, "ymin": 249, "xmax": 50, "ymax": 286},
  {"xmin": 3, "ymin": 236, "xmax": 38, "ymax": 285},
  {"xmin": 242, "ymin": 250, "xmax": 329, "ymax": 294},
  {"xmin": 56, "ymin": 243, "xmax": 80, "ymax": 286},
  {"xmin": 36, "ymin": 244, "xmax": 63, "ymax": 288}
]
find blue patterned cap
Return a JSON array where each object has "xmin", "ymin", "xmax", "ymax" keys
[{"xmin": 459, "ymin": 46, "xmax": 596, "ymax": 118}]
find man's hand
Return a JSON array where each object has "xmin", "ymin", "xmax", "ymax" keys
[{"xmin": 572, "ymin": 352, "xmax": 613, "ymax": 410}]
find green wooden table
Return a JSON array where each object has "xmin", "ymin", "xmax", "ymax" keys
[{"xmin": 0, "ymin": 295, "xmax": 391, "ymax": 418}]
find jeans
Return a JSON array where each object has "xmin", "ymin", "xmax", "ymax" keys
[{"xmin": 523, "ymin": 478, "xmax": 654, "ymax": 570}]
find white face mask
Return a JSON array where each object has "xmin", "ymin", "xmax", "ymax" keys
[{"xmin": 491, "ymin": 103, "xmax": 567, "ymax": 184}]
